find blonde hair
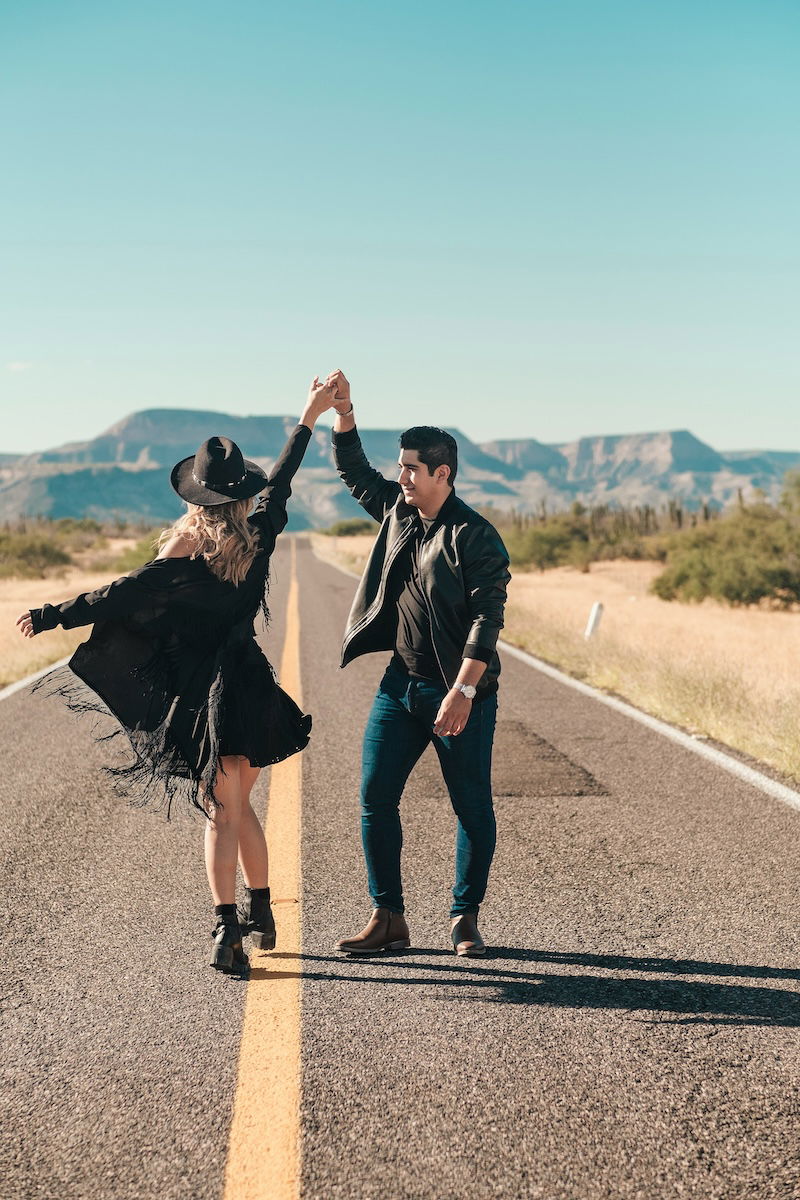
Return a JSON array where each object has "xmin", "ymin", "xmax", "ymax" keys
[{"xmin": 158, "ymin": 497, "xmax": 261, "ymax": 585}]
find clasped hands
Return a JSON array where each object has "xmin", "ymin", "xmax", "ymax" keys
[{"xmin": 307, "ymin": 368, "xmax": 351, "ymax": 416}]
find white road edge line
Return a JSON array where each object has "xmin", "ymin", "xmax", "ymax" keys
[
  {"xmin": 0, "ymin": 656, "xmax": 71, "ymax": 703},
  {"xmin": 313, "ymin": 543, "xmax": 800, "ymax": 814}
]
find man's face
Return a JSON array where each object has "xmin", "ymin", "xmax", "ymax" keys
[{"xmin": 397, "ymin": 450, "xmax": 445, "ymax": 511}]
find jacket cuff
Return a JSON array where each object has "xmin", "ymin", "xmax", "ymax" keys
[
  {"xmin": 30, "ymin": 605, "xmax": 60, "ymax": 634},
  {"xmin": 463, "ymin": 642, "xmax": 493, "ymax": 665},
  {"xmin": 331, "ymin": 425, "xmax": 360, "ymax": 447}
]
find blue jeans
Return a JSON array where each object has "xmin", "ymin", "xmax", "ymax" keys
[{"xmin": 360, "ymin": 662, "xmax": 498, "ymax": 918}]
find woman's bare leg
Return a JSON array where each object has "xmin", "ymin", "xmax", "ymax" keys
[
  {"xmin": 204, "ymin": 757, "xmax": 243, "ymax": 906},
  {"xmin": 237, "ymin": 760, "xmax": 269, "ymax": 888}
]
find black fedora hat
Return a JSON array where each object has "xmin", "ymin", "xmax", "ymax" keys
[{"xmin": 170, "ymin": 436, "xmax": 268, "ymax": 506}]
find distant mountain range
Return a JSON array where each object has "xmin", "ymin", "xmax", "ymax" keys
[{"xmin": 1, "ymin": 409, "xmax": 798, "ymax": 530}]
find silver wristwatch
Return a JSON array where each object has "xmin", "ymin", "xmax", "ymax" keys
[{"xmin": 454, "ymin": 683, "xmax": 477, "ymax": 700}]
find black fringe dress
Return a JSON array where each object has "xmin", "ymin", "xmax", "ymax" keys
[{"xmin": 29, "ymin": 424, "xmax": 313, "ymax": 817}]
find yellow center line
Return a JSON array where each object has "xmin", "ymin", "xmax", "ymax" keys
[{"xmin": 223, "ymin": 538, "xmax": 303, "ymax": 1200}]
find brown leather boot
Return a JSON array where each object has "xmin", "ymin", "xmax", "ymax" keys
[
  {"xmin": 451, "ymin": 912, "xmax": 486, "ymax": 957},
  {"xmin": 335, "ymin": 907, "xmax": 411, "ymax": 954}
]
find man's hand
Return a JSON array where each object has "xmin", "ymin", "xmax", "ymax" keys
[
  {"xmin": 433, "ymin": 689, "xmax": 472, "ymax": 738},
  {"xmin": 326, "ymin": 368, "xmax": 351, "ymax": 413},
  {"xmin": 16, "ymin": 611, "xmax": 35, "ymax": 639}
]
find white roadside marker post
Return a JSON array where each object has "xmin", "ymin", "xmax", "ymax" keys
[{"xmin": 584, "ymin": 601, "xmax": 604, "ymax": 640}]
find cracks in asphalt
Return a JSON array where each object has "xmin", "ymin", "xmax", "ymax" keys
[
  {"xmin": 492, "ymin": 719, "xmax": 608, "ymax": 798},
  {"xmin": 262, "ymin": 948, "xmax": 800, "ymax": 1027}
]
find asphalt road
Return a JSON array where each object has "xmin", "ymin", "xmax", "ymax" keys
[{"xmin": 3, "ymin": 536, "xmax": 800, "ymax": 1200}]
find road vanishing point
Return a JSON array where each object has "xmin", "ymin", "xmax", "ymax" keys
[{"xmin": 3, "ymin": 537, "xmax": 800, "ymax": 1200}]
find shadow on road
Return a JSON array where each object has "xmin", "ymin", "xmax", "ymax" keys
[
  {"xmin": 450, "ymin": 945, "xmax": 800, "ymax": 982},
  {"xmin": 251, "ymin": 950, "xmax": 800, "ymax": 1027}
]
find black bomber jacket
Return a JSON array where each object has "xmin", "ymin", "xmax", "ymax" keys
[{"xmin": 333, "ymin": 426, "xmax": 511, "ymax": 694}]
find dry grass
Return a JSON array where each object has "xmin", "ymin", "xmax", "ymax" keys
[
  {"xmin": 310, "ymin": 533, "xmax": 374, "ymax": 577},
  {"xmin": 0, "ymin": 542, "xmax": 143, "ymax": 688},
  {"xmin": 312, "ymin": 535, "xmax": 800, "ymax": 783},
  {"xmin": 504, "ymin": 563, "xmax": 800, "ymax": 782}
]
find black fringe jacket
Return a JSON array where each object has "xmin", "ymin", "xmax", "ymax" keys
[{"xmin": 29, "ymin": 424, "xmax": 313, "ymax": 816}]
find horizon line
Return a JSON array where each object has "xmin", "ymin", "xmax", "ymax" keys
[{"xmin": 4, "ymin": 406, "xmax": 798, "ymax": 459}]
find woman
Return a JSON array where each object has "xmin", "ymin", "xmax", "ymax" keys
[{"xmin": 17, "ymin": 377, "xmax": 339, "ymax": 977}]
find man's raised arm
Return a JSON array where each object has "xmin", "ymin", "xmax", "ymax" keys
[
  {"xmin": 326, "ymin": 369, "xmax": 402, "ymax": 523},
  {"xmin": 329, "ymin": 368, "xmax": 356, "ymax": 437}
]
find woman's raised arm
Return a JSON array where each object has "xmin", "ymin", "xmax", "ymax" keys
[{"xmin": 249, "ymin": 376, "xmax": 338, "ymax": 547}]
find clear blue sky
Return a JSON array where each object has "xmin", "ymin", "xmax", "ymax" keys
[{"xmin": 2, "ymin": 0, "xmax": 798, "ymax": 453}]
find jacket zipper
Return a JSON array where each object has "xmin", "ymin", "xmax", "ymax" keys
[
  {"xmin": 341, "ymin": 519, "xmax": 417, "ymax": 658},
  {"xmin": 418, "ymin": 536, "xmax": 450, "ymax": 688}
]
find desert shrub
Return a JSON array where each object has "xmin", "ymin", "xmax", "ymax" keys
[
  {"xmin": 52, "ymin": 517, "xmax": 107, "ymax": 552},
  {"xmin": 505, "ymin": 517, "xmax": 588, "ymax": 570},
  {"xmin": 493, "ymin": 502, "xmax": 657, "ymax": 572},
  {"xmin": 0, "ymin": 533, "xmax": 72, "ymax": 578},
  {"xmin": 592, "ymin": 535, "xmax": 670, "ymax": 563},
  {"xmin": 109, "ymin": 535, "xmax": 159, "ymax": 572},
  {"xmin": 2, "ymin": 516, "xmax": 108, "ymax": 558},
  {"xmin": 0, "ymin": 518, "xmax": 157, "ymax": 578},
  {"xmin": 489, "ymin": 487, "xmax": 800, "ymax": 605},
  {"xmin": 323, "ymin": 518, "xmax": 375, "ymax": 537},
  {"xmin": 652, "ymin": 502, "xmax": 800, "ymax": 606}
]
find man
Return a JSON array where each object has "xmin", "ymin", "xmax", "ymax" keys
[{"xmin": 327, "ymin": 370, "xmax": 510, "ymax": 957}]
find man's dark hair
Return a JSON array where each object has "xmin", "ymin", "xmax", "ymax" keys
[{"xmin": 399, "ymin": 426, "xmax": 458, "ymax": 485}]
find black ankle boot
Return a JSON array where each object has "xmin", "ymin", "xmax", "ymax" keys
[
  {"xmin": 240, "ymin": 886, "xmax": 276, "ymax": 951},
  {"xmin": 210, "ymin": 915, "xmax": 250, "ymax": 977}
]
